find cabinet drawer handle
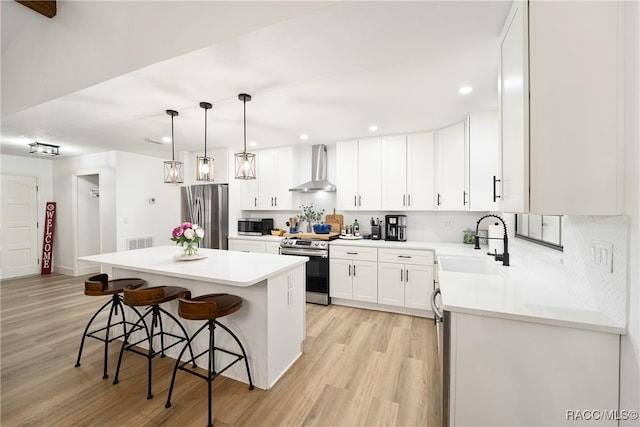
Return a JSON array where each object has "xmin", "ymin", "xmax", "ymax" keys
[
  {"xmin": 406, "ymin": 269, "xmax": 409, "ymax": 282},
  {"xmin": 403, "ymin": 194, "xmax": 406, "ymax": 206},
  {"xmin": 398, "ymin": 255, "xmax": 412, "ymax": 259},
  {"xmin": 358, "ymin": 195, "xmax": 362, "ymax": 206},
  {"xmin": 400, "ymin": 269, "xmax": 403, "ymax": 282},
  {"xmin": 493, "ymin": 175, "xmax": 502, "ymax": 202},
  {"xmin": 354, "ymin": 195, "xmax": 357, "ymax": 207},
  {"xmin": 348, "ymin": 264, "xmax": 351, "ymax": 276},
  {"xmin": 353, "ymin": 265, "xmax": 356, "ymax": 277},
  {"xmin": 274, "ymin": 196, "xmax": 277, "ymax": 206},
  {"xmin": 408, "ymin": 194, "xmax": 411, "ymax": 206},
  {"xmin": 254, "ymin": 197, "xmax": 257, "ymax": 207},
  {"xmin": 346, "ymin": 252, "xmax": 358, "ymax": 255},
  {"xmin": 463, "ymin": 191, "xmax": 468, "ymax": 206}
]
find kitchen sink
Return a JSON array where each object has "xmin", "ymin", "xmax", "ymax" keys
[{"xmin": 438, "ymin": 255, "xmax": 500, "ymax": 275}]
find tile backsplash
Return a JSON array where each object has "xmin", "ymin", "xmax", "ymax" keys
[{"xmin": 562, "ymin": 215, "xmax": 628, "ymax": 326}]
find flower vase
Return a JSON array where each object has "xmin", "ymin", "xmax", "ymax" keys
[
  {"xmin": 183, "ymin": 243, "xmax": 198, "ymax": 257},
  {"xmin": 306, "ymin": 222, "xmax": 312, "ymax": 233}
]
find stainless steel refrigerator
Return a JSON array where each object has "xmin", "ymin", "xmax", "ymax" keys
[{"xmin": 180, "ymin": 184, "xmax": 229, "ymax": 250}]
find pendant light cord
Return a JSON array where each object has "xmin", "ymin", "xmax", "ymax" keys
[
  {"xmin": 171, "ymin": 114, "xmax": 175, "ymax": 161},
  {"xmin": 243, "ymin": 98, "xmax": 247, "ymax": 153},
  {"xmin": 204, "ymin": 107, "xmax": 208, "ymax": 157}
]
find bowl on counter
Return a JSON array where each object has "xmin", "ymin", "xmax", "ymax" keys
[
  {"xmin": 271, "ymin": 229, "xmax": 285, "ymax": 236},
  {"xmin": 312, "ymin": 224, "xmax": 332, "ymax": 234}
]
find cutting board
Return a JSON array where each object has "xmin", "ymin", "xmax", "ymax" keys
[
  {"xmin": 283, "ymin": 232, "xmax": 340, "ymax": 240},
  {"xmin": 325, "ymin": 209, "xmax": 343, "ymax": 233}
]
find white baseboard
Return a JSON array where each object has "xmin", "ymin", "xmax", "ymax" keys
[{"xmin": 330, "ymin": 298, "xmax": 434, "ymax": 319}]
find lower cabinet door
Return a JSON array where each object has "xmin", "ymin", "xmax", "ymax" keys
[
  {"xmin": 404, "ymin": 265, "xmax": 433, "ymax": 310},
  {"xmin": 352, "ymin": 260, "xmax": 378, "ymax": 303},
  {"xmin": 377, "ymin": 262, "xmax": 404, "ymax": 307},
  {"xmin": 330, "ymin": 258, "xmax": 353, "ymax": 299}
]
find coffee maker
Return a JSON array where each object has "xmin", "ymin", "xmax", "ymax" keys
[{"xmin": 385, "ymin": 215, "xmax": 407, "ymax": 241}]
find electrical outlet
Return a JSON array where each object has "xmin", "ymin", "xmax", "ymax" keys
[
  {"xmin": 444, "ymin": 220, "xmax": 454, "ymax": 229},
  {"xmin": 590, "ymin": 240, "xmax": 613, "ymax": 273}
]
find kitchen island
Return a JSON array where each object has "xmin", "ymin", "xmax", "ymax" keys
[{"xmin": 79, "ymin": 246, "xmax": 308, "ymax": 390}]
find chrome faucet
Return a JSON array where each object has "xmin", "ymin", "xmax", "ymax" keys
[{"xmin": 474, "ymin": 214, "xmax": 510, "ymax": 266}]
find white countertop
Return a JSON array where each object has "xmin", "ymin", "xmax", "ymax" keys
[
  {"xmin": 437, "ymin": 251, "xmax": 625, "ymax": 335},
  {"xmin": 224, "ymin": 235, "xmax": 624, "ymax": 334},
  {"xmin": 79, "ymin": 245, "xmax": 307, "ymax": 287},
  {"xmin": 228, "ymin": 235, "xmax": 285, "ymax": 243}
]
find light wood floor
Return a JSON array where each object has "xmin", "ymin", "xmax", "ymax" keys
[{"xmin": 1, "ymin": 273, "xmax": 441, "ymax": 427}]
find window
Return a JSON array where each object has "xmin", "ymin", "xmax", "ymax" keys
[{"xmin": 515, "ymin": 214, "xmax": 563, "ymax": 251}]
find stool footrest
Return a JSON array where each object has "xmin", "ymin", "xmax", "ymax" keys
[
  {"xmin": 176, "ymin": 347, "xmax": 244, "ymax": 382},
  {"xmin": 85, "ymin": 320, "xmax": 144, "ymax": 344},
  {"xmin": 123, "ymin": 331, "xmax": 188, "ymax": 359}
]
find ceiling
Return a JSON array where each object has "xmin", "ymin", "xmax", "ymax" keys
[{"xmin": 1, "ymin": 1, "xmax": 512, "ymax": 160}]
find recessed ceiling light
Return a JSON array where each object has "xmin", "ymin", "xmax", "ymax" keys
[
  {"xmin": 459, "ymin": 86, "xmax": 473, "ymax": 95},
  {"xmin": 249, "ymin": 141, "xmax": 257, "ymax": 147},
  {"xmin": 162, "ymin": 136, "xmax": 171, "ymax": 143},
  {"xmin": 369, "ymin": 125, "xmax": 378, "ymax": 132},
  {"xmin": 300, "ymin": 134, "xmax": 309, "ymax": 140}
]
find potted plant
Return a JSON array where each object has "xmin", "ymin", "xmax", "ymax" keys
[{"xmin": 296, "ymin": 204, "xmax": 325, "ymax": 233}]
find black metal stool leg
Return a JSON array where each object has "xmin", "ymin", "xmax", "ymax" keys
[
  {"xmin": 75, "ymin": 297, "xmax": 114, "ymax": 369},
  {"xmin": 146, "ymin": 306, "xmax": 160, "ymax": 399},
  {"xmin": 113, "ymin": 309, "xmax": 151, "ymax": 386},
  {"xmin": 208, "ymin": 320, "xmax": 215, "ymax": 427},
  {"xmin": 215, "ymin": 320, "xmax": 254, "ymax": 390},
  {"xmin": 157, "ymin": 307, "xmax": 197, "ymax": 368},
  {"xmin": 101, "ymin": 295, "xmax": 119, "ymax": 379},
  {"xmin": 165, "ymin": 322, "xmax": 208, "ymax": 409}
]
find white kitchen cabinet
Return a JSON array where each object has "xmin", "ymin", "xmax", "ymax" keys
[
  {"xmin": 449, "ymin": 311, "xmax": 619, "ymax": 426},
  {"xmin": 240, "ymin": 147, "xmax": 294, "ymax": 210},
  {"xmin": 381, "ymin": 132, "xmax": 435, "ymax": 211},
  {"xmin": 336, "ymin": 138, "xmax": 381, "ymax": 210},
  {"xmin": 228, "ymin": 239, "xmax": 267, "ymax": 253},
  {"xmin": 499, "ymin": 0, "xmax": 624, "ymax": 215},
  {"xmin": 468, "ymin": 111, "xmax": 500, "ymax": 212},
  {"xmin": 377, "ymin": 248, "xmax": 434, "ymax": 310},
  {"xmin": 265, "ymin": 241, "xmax": 281, "ymax": 255},
  {"xmin": 436, "ymin": 120, "xmax": 468, "ymax": 211},
  {"xmin": 329, "ymin": 246, "xmax": 378, "ymax": 303}
]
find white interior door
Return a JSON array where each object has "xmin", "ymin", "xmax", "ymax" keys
[{"xmin": 1, "ymin": 175, "xmax": 39, "ymax": 279}]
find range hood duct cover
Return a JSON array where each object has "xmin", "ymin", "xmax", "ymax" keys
[{"xmin": 289, "ymin": 144, "xmax": 336, "ymax": 192}]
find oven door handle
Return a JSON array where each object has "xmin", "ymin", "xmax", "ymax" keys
[{"xmin": 280, "ymin": 249, "xmax": 328, "ymax": 258}]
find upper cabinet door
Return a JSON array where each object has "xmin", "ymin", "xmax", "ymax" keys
[
  {"xmin": 436, "ymin": 121, "xmax": 467, "ymax": 211},
  {"xmin": 468, "ymin": 111, "xmax": 500, "ymax": 212},
  {"xmin": 256, "ymin": 148, "xmax": 277, "ymax": 209},
  {"xmin": 381, "ymin": 135, "xmax": 408, "ymax": 210},
  {"xmin": 499, "ymin": 0, "xmax": 529, "ymax": 213},
  {"xmin": 407, "ymin": 132, "xmax": 435, "ymax": 211},
  {"xmin": 273, "ymin": 146, "xmax": 294, "ymax": 210},
  {"xmin": 336, "ymin": 140, "xmax": 359, "ymax": 210},
  {"xmin": 356, "ymin": 137, "xmax": 382, "ymax": 210},
  {"xmin": 528, "ymin": 0, "xmax": 623, "ymax": 215}
]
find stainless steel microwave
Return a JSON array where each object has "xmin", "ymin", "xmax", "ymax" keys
[{"xmin": 237, "ymin": 218, "xmax": 274, "ymax": 236}]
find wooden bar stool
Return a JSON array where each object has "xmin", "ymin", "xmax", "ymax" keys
[
  {"xmin": 75, "ymin": 273, "xmax": 146, "ymax": 379},
  {"xmin": 112, "ymin": 285, "xmax": 196, "ymax": 400},
  {"xmin": 165, "ymin": 292, "xmax": 254, "ymax": 427}
]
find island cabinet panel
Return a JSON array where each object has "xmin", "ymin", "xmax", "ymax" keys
[{"xmin": 449, "ymin": 312, "xmax": 619, "ymax": 426}]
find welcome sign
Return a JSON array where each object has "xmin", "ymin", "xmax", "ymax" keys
[{"xmin": 41, "ymin": 202, "xmax": 56, "ymax": 274}]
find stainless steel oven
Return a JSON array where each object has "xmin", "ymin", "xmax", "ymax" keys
[{"xmin": 280, "ymin": 238, "xmax": 330, "ymax": 306}]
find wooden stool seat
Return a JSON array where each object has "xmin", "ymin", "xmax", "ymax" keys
[
  {"xmin": 178, "ymin": 292, "xmax": 242, "ymax": 320},
  {"xmin": 166, "ymin": 292, "xmax": 253, "ymax": 427},
  {"xmin": 75, "ymin": 274, "xmax": 146, "ymax": 379},
  {"xmin": 84, "ymin": 274, "xmax": 145, "ymax": 296},
  {"xmin": 123, "ymin": 286, "xmax": 188, "ymax": 306}
]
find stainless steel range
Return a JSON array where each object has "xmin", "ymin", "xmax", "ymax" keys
[{"xmin": 280, "ymin": 238, "xmax": 330, "ymax": 306}]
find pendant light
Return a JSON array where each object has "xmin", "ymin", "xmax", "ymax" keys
[
  {"xmin": 163, "ymin": 109, "xmax": 184, "ymax": 184},
  {"xmin": 196, "ymin": 102, "xmax": 214, "ymax": 181},
  {"xmin": 234, "ymin": 93, "xmax": 256, "ymax": 180}
]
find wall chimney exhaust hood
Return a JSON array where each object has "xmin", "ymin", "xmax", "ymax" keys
[{"xmin": 289, "ymin": 144, "xmax": 336, "ymax": 192}]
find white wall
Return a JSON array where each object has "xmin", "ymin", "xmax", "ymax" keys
[
  {"xmin": 0, "ymin": 154, "xmax": 53, "ymax": 270},
  {"xmin": 114, "ymin": 152, "xmax": 181, "ymax": 251},
  {"xmin": 52, "ymin": 152, "xmax": 117, "ymax": 274},
  {"xmin": 620, "ymin": 1, "xmax": 640, "ymax": 422}
]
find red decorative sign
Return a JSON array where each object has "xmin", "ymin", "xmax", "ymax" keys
[{"xmin": 41, "ymin": 202, "xmax": 56, "ymax": 274}]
